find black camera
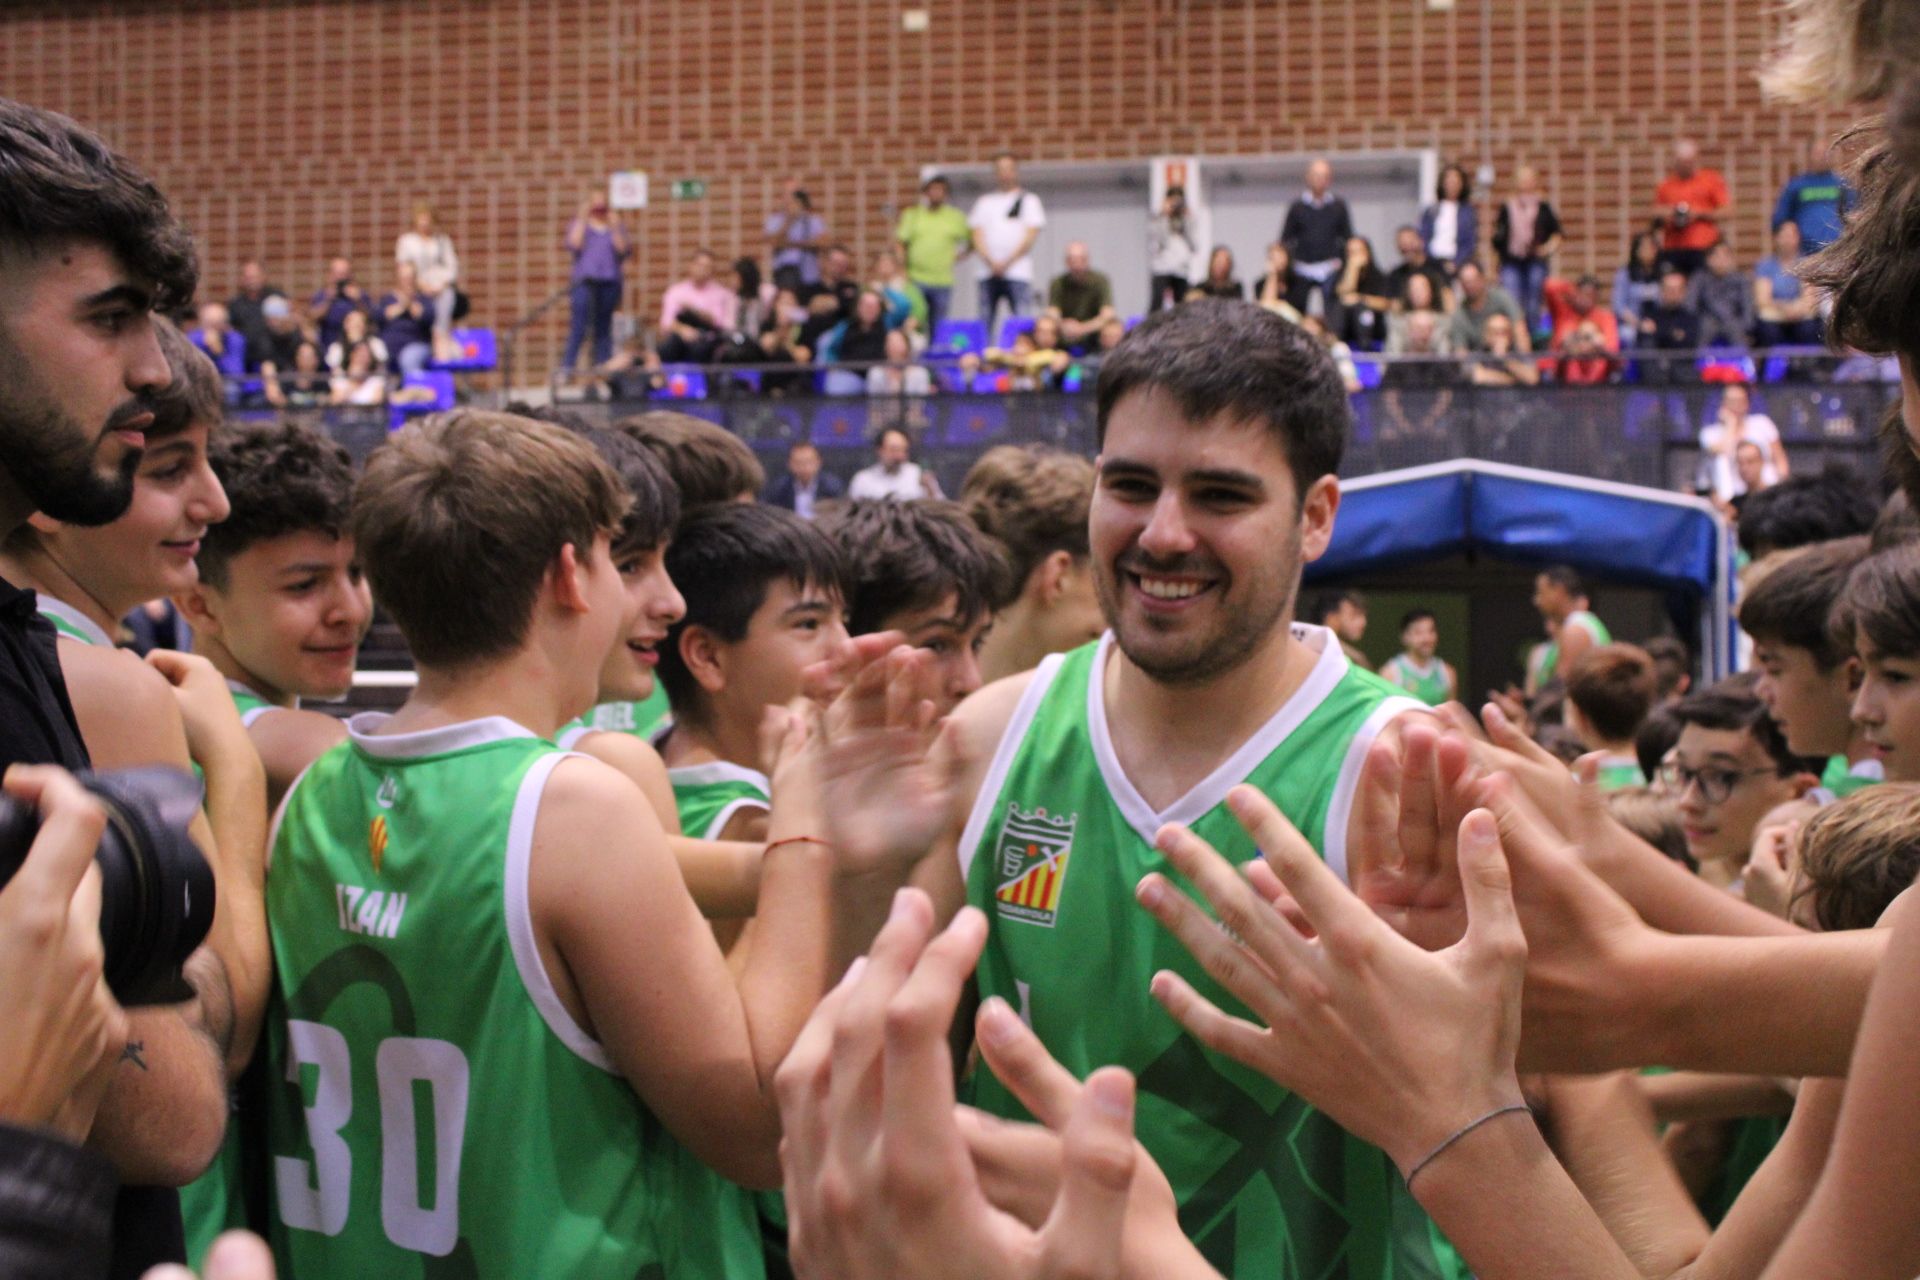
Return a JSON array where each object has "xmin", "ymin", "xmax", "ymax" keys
[{"xmin": 0, "ymin": 767, "xmax": 214, "ymax": 1007}]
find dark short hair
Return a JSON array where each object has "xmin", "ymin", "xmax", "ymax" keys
[
  {"xmin": 1565, "ymin": 643, "xmax": 1658, "ymax": 744},
  {"xmin": 1576, "ymin": 274, "xmax": 1602, "ymax": 291},
  {"xmin": 1671, "ymin": 676, "xmax": 1824, "ymax": 776},
  {"xmin": 1738, "ymin": 536, "xmax": 1871, "ymax": 669},
  {"xmin": 0, "ymin": 98, "xmax": 196, "ymax": 310},
  {"xmin": 199, "ymin": 420, "xmax": 356, "ymax": 589},
  {"xmin": 1307, "ymin": 589, "xmax": 1365, "ymax": 624},
  {"xmin": 657, "ymin": 503, "xmax": 848, "ymax": 721},
  {"xmin": 1539, "ymin": 564, "xmax": 1585, "ymax": 597},
  {"xmin": 1094, "ymin": 299, "xmax": 1349, "ymax": 499},
  {"xmin": 816, "ymin": 499, "xmax": 1010, "ymax": 637},
  {"xmin": 1399, "ymin": 608, "xmax": 1436, "ymax": 631},
  {"xmin": 1642, "ymin": 634, "xmax": 1693, "ymax": 700},
  {"xmin": 149, "ymin": 317, "xmax": 224, "ymax": 440},
  {"xmin": 1872, "ymin": 487, "xmax": 1919, "ymax": 552},
  {"xmin": 1636, "ymin": 703, "xmax": 1684, "ymax": 781},
  {"xmin": 1804, "ymin": 128, "xmax": 1920, "ymax": 369},
  {"xmin": 922, "ymin": 174, "xmax": 949, "ymax": 192},
  {"xmin": 616, "ymin": 411, "xmax": 765, "ymax": 514},
  {"xmin": 1735, "ymin": 466, "xmax": 1878, "ymax": 558},
  {"xmin": 521, "ymin": 406, "xmax": 680, "ymax": 555},
  {"xmin": 1839, "ymin": 542, "xmax": 1920, "ymax": 661}
]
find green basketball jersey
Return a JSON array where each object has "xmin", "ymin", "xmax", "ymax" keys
[
  {"xmin": 226, "ymin": 679, "xmax": 281, "ymax": 729},
  {"xmin": 1595, "ymin": 755, "xmax": 1648, "ymax": 791},
  {"xmin": 1818, "ymin": 753, "xmax": 1883, "ymax": 802},
  {"xmin": 36, "ymin": 595, "xmax": 112, "ymax": 647},
  {"xmin": 669, "ymin": 761, "xmax": 772, "ymax": 841},
  {"xmin": 962, "ymin": 630, "xmax": 1462, "ymax": 1279},
  {"xmin": 1541, "ymin": 610, "xmax": 1611, "ymax": 683},
  {"xmin": 1379, "ymin": 654, "xmax": 1451, "ymax": 708},
  {"xmin": 558, "ymin": 685, "xmax": 672, "ymax": 750},
  {"xmin": 265, "ymin": 715, "xmax": 670, "ymax": 1278}
]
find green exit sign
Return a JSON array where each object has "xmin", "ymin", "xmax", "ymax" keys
[{"xmin": 670, "ymin": 179, "xmax": 707, "ymax": 201}]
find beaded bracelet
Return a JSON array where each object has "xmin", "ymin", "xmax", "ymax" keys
[{"xmin": 1405, "ymin": 1103, "xmax": 1533, "ymax": 1188}]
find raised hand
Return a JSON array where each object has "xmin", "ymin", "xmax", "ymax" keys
[
  {"xmin": 142, "ymin": 1230, "xmax": 276, "ymax": 1279},
  {"xmin": 1346, "ymin": 717, "xmax": 1478, "ymax": 950},
  {"xmin": 145, "ymin": 649, "xmax": 252, "ymax": 768},
  {"xmin": 774, "ymin": 890, "xmax": 1143, "ymax": 1280},
  {"xmin": 1137, "ymin": 785, "xmax": 1528, "ymax": 1177}
]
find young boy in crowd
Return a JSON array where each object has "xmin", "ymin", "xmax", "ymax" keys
[
  {"xmin": 556, "ymin": 410, "xmax": 766, "ymax": 744},
  {"xmin": 262, "ymin": 409, "xmax": 914, "ymax": 1277},
  {"xmin": 0, "ymin": 321, "xmax": 270, "ymax": 1261},
  {"xmin": 1378, "ymin": 608, "xmax": 1457, "ymax": 707},
  {"xmin": 1839, "ymin": 542, "xmax": 1920, "ymax": 784},
  {"xmin": 174, "ymin": 419, "xmax": 373, "ymax": 807},
  {"xmin": 815, "ymin": 498, "xmax": 1008, "ymax": 713},
  {"xmin": 1564, "ymin": 643, "xmax": 1659, "ymax": 789},
  {"xmin": 1740, "ymin": 536, "xmax": 1883, "ymax": 801},
  {"xmin": 1791, "ymin": 782, "xmax": 1920, "ymax": 931},
  {"xmin": 959, "ymin": 444, "xmax": 1103, "ymax": 683},
  {"xmin": 1666, "ymin": 678, "xmax": 1823, "ymax": 890}
]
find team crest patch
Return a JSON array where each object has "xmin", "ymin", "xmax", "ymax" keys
[
  {"xmin": 369, "ymin": 815, "xmax": 389, "ymax": 875},
  {"xmin": 994, "ymin": 804, "xmax": 1077, "ymax": 927}
]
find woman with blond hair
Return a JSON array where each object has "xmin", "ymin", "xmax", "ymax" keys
[{"xmin": 395, "ymin": 201, "xmax": 462, "ymax": 361}]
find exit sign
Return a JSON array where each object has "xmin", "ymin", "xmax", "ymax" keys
[{"xmin": 671, "ymin": 179, "xmax": 708, "ymax": 201}]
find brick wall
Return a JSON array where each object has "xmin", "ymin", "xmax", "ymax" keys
[{"xmin": 1, "ymin": 0, "xmax": 1844, "ymax": 380}]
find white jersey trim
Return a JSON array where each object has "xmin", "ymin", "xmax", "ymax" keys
[
  {"xmin": 225, "ymin": 678, "xmax": 290, "ymax": 728},
  {"xmin": 958, "ymin": 653, "xmax": 1069, "ymax": 882},
  {"xmin": 1322, "ymin": 696, "xmax": 1430, "ymax": 885},
  {"xmin": 700, "ymin": 796, "xmax": 770, "ymax": 841},
  {"xmin": 262, "ymin": 755, "xmax": 325, "ymax": 875},
  {"xmin": 36, "ymin": 596, "xmax": 112, "ymax": 648},
  {"xmin": 504, "ymin": 751, "xmax": 616, "ymax": 1073},
  {"xmin": 554, "ymin": 724, "xmax": 593, "ymax": 751},
  {"xmin": 346, "ymin": 712, "xmax": 539, "ymax": 759},
  {"xmin": 667, "ymin": 760, "xmax": 772, "ymax": 793},
  {"xmin": 1086, "ymin": 624, "xmax": 1347, "ymax": 847}
]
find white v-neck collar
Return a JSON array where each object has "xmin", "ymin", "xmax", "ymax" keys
[{"xmin": 1086, "ymin": 624, "xmax": 1348, "ymax": 844}]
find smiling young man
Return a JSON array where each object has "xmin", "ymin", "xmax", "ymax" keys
[
  {"xmin": 908, "ymin": 300, "xmax": 1446, "ymax": 1277},
  {"xmin": 1840, "ymin": 542, "xmax": 1920, "ymax": 784},
  {"xmin": 1665, "ymin": 681, "xmax": 1822, "ymax": 890},
  {"xmin": 174, "ymin": 419, "xmax": 372, "ymax": 807}
]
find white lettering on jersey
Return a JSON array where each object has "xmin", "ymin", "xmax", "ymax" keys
[{"xmin": 335, "ymin": 883, "xmax": 408, "ymax": 939}]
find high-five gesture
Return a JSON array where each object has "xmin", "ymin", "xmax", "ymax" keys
[
  {"xmin": 1345, "ymin": 718, "xmax": 1479, "ymax": 951},
  {"xmin": 1138, "ymin": 785, "xmax": 1528, "ymax": 1179}
]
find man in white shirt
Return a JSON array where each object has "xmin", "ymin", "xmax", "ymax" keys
[
  {"xmin": 848, "ymin": 426, "xmax": 941, "ymax": 502},
  {"xmin": 968, "ymin": 152, "xmax": 1047, "ymax": 334},
  {"xmin": 1698, "ymin": 382, "xmax": 1788, "ymax": 503}
]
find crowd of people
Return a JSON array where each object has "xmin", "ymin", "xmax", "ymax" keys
[{"xmin": 5, "ymin": 0, "xmax": 1920, "ymax": 1275}]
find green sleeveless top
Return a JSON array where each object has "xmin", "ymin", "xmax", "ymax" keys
[
  {"xmin": 265, "ymin": 715, "xmax": 672, "ymax": 1278},
  {"xmin": 1817, "ymin": 754, "xmax": 1883, "ymax": 803},
  {"xmin": 1541, "ymin": 610, "xmax": 1611, "ymax": 683},
  {"xmin": 667, "ymin": 760, "xmax": 772, "ymax": 841},
  {"xmin": 557, "ymin": 686, "xmax": 672, "ymax": 750},
  {"xmin": 1379, "ymin": 654, "xmax": 1451, "ymax": 707},
  {"xmin": 35, "ymin": 595, "xmax": 112, "ymax": 647},
  {"xmin": 961, "ymin": 629, "xmax": 1463, "ymax": 1279},
  {"xmin": 1595, "ymin": 755, "xmax": 1648, "ymax": 791}
]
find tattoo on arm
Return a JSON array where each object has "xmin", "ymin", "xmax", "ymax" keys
[{"xmin": 120, "ymin": 1040, "xmax": 148, "ymax": 1071}]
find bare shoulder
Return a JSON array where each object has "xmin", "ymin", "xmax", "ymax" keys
[
  {"xmin": 952, "ymin": 667, "xmax": 1043, "ymax": 766},
  {"xmin": 60, "ymin": 641, "xmax": 176, "ymax": 717},
  {"xmin": 574, "ymin": 729, "xmax": 669, "ymax": 785}
]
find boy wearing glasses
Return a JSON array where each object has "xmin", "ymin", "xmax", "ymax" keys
[{"xmin": 1665, "ymin": 679, "xmax": 1823, "ymax": 891}]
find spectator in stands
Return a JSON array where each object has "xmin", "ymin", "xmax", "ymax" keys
[
  {"xmin": 744, "ymin": 290, "xmax": 814, "ymax": 395},
  {"xmin": 763, "ymin": 440, "xmax": 844, "ymax": 518},
  {"xmin": 819, "ymin": 288, "xmax": 891, "ymax": 394},
  {"xmin": 1655, "ymin": 137, "xmax": 1732, "ymax": 276},
  {"xmin": 1698, "ymin": 381, "xmax": 1788, "ymax": 503},
  {"xmin": 1335, "ymin": 234, "xmax": 1392, "ymax": 350},
  {"xmin": 1638, "ymin": 267, "xmax": 1703, "ymax": 369},
  {"xmin": 962, "ymin": 324, "xmax": 1071, "ymax": 389},
  {"xmin": 867, "ymin": 328, "xmax": 931, "ymax": 398},
  {"xmin": 562, "ymin": 189, "xmax": 630, "ymax": 370},
  {"xmin": 1044, "ymin": 242, "xmax": 1115, "ymax": 346},
  {"xmin": 1075, "ymin": 317, "xmax": 1128, "ymax": 378},
  {"xmin": 1555, "ymin": 319, "xmax": 1620, "ymax": 385},
  {"xmin": 655, "ymin": 248, "xmax": 737, "ymax": 364},
  {"xmin": 1450, "ymin": 260, "xmax": 1530, "ymax": 353},
  {"xmin": 394, "ymin": 202, "xmax": 462, "ymax": 362},
  {"xmin": 1299, "ymin": 313, "xmax": 1362, "ymax": 393},
  {"xmin": 871, "ymin": 249, "xmax": 928, "ymax": 342},
  {"xmin": 1186, "ymin": 246, "xmax": 1242, "ymax": 300},
  {"xmin": 1772, "ymin": 136, "xmax": 1853, "ymax": 254},
  {"xmin": 189, "ymin": 301, "xmax": 245, "ymax": 380},
  {"xmin": 1493, "ymin": 165, "xmax": 1563, "ymax": 324},
  {"xmin": 1253, "ymin": 242, "xmax": 1309, "ymax": 321},
  {"xmin": 1147, "ymin": 186, "xmax": 1198, "ymax": 312},
  {"xmin": 798, "ymin": 244, "xmax": 860, "ymax": 353},
  {"xmin": 764, "ymin": 179, "xmax": 828, "ymax": 291},
  {"xmin": 325, "ymin": 308, "xmax": 388, "ymax": 376},
  {"xmin": 329, "ymin": 340, "xmax": 387, "ymax": 406},
  {"xmin": 1468, "ymin": 313, "xmax": 1541, "ymax": 385},
  {"xmin": 376, "ymin": 259, "xmax": 435, "ymax": 379},
  {"xmin": 896, "ymin": 174, "xmax": 970, "ymax": 337},
  {"xmin": 728, "ymin": 256, "xmax": 774, "ymax": 337},
  {"xmin": 1385, "ymin": 275, "xmax": 1452, "ymax": 355},
  {"xmin": 1418, "ymin": 162, "xmax": 1478, "ymax": 275},
  {"xmin": 1280, "ymin": 157, "xmax": 1353, "ymax": 322},
  {"xmin": 1612, "ymin": 231, "xmax": 1667, "ymax": 347},
  {"xmin": 253, "ymin": 294, "xmax": 304, "ymax": 377},
  {"xmin": 969, "ymin": 152, "xmax": 1047, "ymax": 332},
  {"xmin": 263, "ymin": 340, "xmax": 329, "ymax": 409},
  {"xmin": 1754, "ymin": 221, "xmax": 1825, "ymax": 346},
  {"xmin": 1728, "ymin": 440, "xmax": 1774, "ymax": 520},
  {"xmin": 307, "ymin": 255, "xmax": 371, "ymax": 353},
  {"xmin": 1386, "ymin": 225, "xmax": 1453, "ymax": 312},
  {"xmin": 1544, "ymin": 272, "xmax": 1620, "ymax": 352},
  {"xmin": 1688, "ymin": 241, "xmax": 1757, "ymax": 348},
  {"xmin": 226, "ymin": 258, "xmax": 283, "ymax": 373},
  {"xmin": 848, "ymin": 426, "xmax": 941, "ymax": 501}
]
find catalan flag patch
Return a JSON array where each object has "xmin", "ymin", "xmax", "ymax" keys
[{"xmin": 993, "ymin": 804, "xmax": 1077, "ymax": 927}]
